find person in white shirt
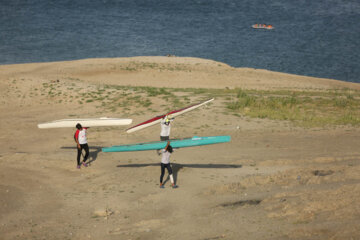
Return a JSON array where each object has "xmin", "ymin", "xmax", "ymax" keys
[
  {"xmin": 74, "ymin": 123, "xmax": 89, "ymax": 169},
  {"xmin": 157, "ymin": 141, "xmax": 178, "ymax": 188},
  {"xmin": 160, "ymin": 115, "xmax": 174, "ymax": 141}
]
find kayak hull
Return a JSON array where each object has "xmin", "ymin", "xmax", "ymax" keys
[
  {"xmin": 126, "ymin": 98, "xmax": 214, "ymax": 133},
  {"xmin": 102, "ymin": 135, "xmax": 231, "ymax": 152},
  {"xmin": 38, "ymin": 117, "xmax": 132, "ymax": 128}
]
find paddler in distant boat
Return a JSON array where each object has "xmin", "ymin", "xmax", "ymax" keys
[{"xmin": 160, "ymin": 115, "xmax": 174, "ymax": 141}]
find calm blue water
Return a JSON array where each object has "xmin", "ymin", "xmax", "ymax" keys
[{"xmin": 1, "ymin": 0, "xmax": 359, "ymax": 82}]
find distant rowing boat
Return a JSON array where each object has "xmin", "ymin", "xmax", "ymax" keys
[{"xmin": 252, "ymin": 24, "xmax": 274, "ymax": 30}]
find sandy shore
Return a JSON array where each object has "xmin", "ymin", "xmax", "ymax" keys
[{"xmin": 1, "ymin": 57, "xmax": 360, "ymax": 240}]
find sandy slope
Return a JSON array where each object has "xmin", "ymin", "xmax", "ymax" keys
[
  {"xmin": 1, "ymin": 57, "xmax": 360, "ymax": 240},
  {"xmin": 1, "ymin": 56, "xmax": 360, "ymax": 90}
]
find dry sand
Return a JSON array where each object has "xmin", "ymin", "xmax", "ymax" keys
[{"xmin": 1, "ymin": 56, "xmax": 360, "ymax": 240}]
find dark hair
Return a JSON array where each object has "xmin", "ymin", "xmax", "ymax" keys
[
  {"xmin": 166, "ymin": 145, "xmax": 173, "ymax": 153},
  {"xmin": 76, "ymin": 123, "xmax": 82, "ymax": 130}
]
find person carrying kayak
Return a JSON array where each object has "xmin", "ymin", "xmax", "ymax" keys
[
  {"xmin": 160, "ymin": 115, "xmax": 174, "ymax": 141},
  {"xmin": 157, "ymin": 141, "xmax": 178, "ymax": 189},
  {"xmin": 74, "ymin": 123, "xmax": 90, "ymax": 169}
]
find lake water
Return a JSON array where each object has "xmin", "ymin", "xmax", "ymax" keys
[{"xmin": 1, "ymin": 0, "xmax": 359, "ymax": 82}]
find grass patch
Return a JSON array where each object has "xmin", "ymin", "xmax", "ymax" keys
[
  {"xmin": 114, "ymin": 62, "xmax": 194, "ymax": 72},
  {"xmin": 226, "ymin": 88, "xmax": 360, "ymax": 127},
  {"xmin": 35, "ymin": 80, "xmax": 360, "ymax": 127},
  {"xmin": 98, "ymin": 86, "xmax": 359, "ymax": 127}
]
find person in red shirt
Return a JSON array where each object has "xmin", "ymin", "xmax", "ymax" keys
[{"xmin": 74, "ymin": 123, "xmax": 89, "ymax": 169}]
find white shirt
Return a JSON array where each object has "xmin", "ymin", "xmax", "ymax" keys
[
  {"xmin": 160, "ymin": 119, "xmax": 171, "ymax": 137},
  {"xmin": 161, "ymin": 149, "xmax": 171, "ymax": 164},
  {"xmin": 78, "ymin": 129, "xmax": 87, "ymax": 144}
]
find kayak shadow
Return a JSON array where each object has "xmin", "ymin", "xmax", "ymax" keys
[
  {"xmin": 60, "ymin": 146, "xmax": 102, "ymax": 164},
  {"xmin": 116, "ymin": 163, "xmax": 242, "ymax": 169},
  {"xmin": 117, "ymin": 163, "xmax": 242, "ymax": 185}
]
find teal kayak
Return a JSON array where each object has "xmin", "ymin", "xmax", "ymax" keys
[{"xmin": 102, "ymin": 135, "xmax": 231, "ymax": 152}]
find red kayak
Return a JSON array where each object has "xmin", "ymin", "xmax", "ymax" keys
[{"xmin": 126, "ymin": 98, "xmax": 214, "ymax": 133}]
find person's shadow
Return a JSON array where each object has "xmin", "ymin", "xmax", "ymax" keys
[
  {"xmin": 117, "ymin": 163, "xmax": 242, "ymax": 186},
  {"xmin": 61, "ymin": 146, "xmax": 102, "ymax": 165}
]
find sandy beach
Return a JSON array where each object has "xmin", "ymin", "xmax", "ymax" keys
[{"xmin": 1, "ymin": 56, "xmax": 360, "ymax": 240}]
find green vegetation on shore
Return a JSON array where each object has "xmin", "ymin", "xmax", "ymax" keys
[
  {"xmin": 35, "ymin": 79, "xmax": 360, "ymax": 127},
  {"xmin": 226, "ymin": 88, "xmax": 360, "ymax": 127}
]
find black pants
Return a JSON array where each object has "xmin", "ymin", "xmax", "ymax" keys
[
  {"xmin": 160, "ymin": 136, "xmax": 169, "ymax": 141},
  {"xmin": 77, "ymin": 143, "xmax": 89, "ymax": 166},
  {"xmin": 160, "ymin": 163, "xmax": 173, "ymax": 183}
]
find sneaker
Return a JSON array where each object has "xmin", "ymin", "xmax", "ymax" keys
[
  {"xmin": 172, "ymin": 185, "xmax": 178, "ymax": 189},
  {"xmin": 82, "ymin": 162, "xmax": 88, "ymax": 167},
  {"xmin": 160, "ymin": 185, "xmax": 165, "ymax": 189},
  {"xmin": 77, "ymin": 165, "xmax": 81, "ymax": 169}
]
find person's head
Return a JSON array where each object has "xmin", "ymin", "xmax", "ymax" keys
[
  {"xmin": 166, "ymin": 144, "xmax": 173, "ymax": 153},
  {"xmin": 165, "ymin": 119, "xmax": 170, "ymax": 125},
  {"xmin": 164, "ymin": 115, "xmax": 171, "ymax": 125},
  {"xmin": 76, "ymin": 123, "xmax": 82, "ymax": 130}
]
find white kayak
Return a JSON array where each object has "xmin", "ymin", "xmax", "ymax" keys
[{"xmin": 38, "ymin": 117, "xmax": 132, "ymax": 129}]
